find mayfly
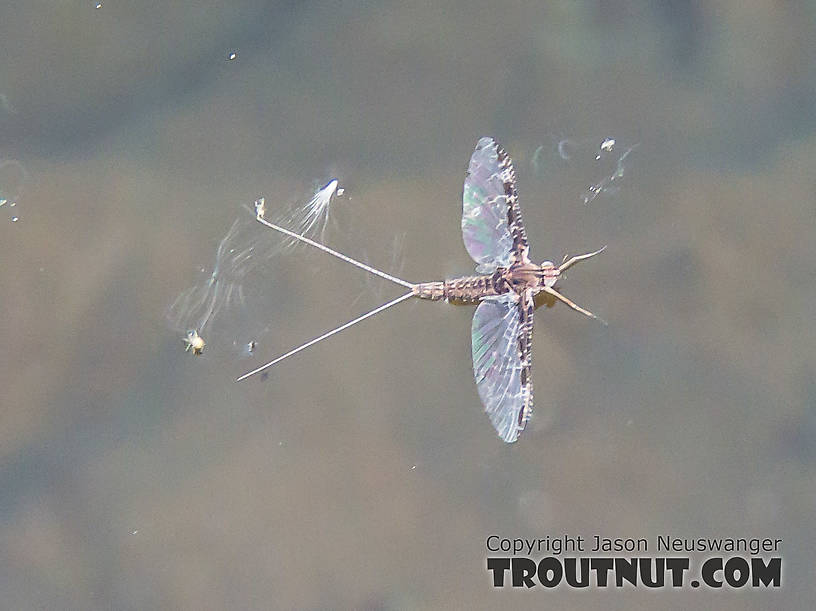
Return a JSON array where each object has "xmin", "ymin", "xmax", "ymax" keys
[{"xmin": 239, "ymin": 137, "xmax": 605, "ymax": 442}]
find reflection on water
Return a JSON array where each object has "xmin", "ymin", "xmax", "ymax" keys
[
  {"xmin": 166, "ymin": 179, "xmax": 350, "ymax": 358},
  {"xmin": 530, "ymin": 136, "xmax": 639, "ymax": 206},
  {"xmin": 1, "ymin": 1, "xmax": 815, "ymax": 609},
  {"xmin": 165, "ymin": 215, "xmax": 276, "ymax": 357}
]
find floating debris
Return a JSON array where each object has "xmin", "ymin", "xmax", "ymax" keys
[
  {"xmin": 0, "ymin": 159, "xmax": 27, "ymax": 223},
  {"xmin": 600, "ymin": 137, "xmax": 616, "ymax": 153},
  {"xmin": 167, "ymin": 216, "xmax": 275, "ymax": 357},
  {"xmin": 530, "ymin": 136, "xmax": 637, "ymax": 205},
  {"xmin": 184, "ymin": 329, "xmax": 206, "ymax": 356},
  {"xmin": 582, "ymin": 143, "xmax": 638, "ymax": 205},
  {"xmin": 278, "ymin": 178, "xmax": 345, "ymax": 249}
]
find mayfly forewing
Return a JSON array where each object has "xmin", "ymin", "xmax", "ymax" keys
[
  {"xmin": 499, "ymin": 143, "xmax": 530, "ymax": 264},
  {"xmin": 471, "ymin": 293, "xmax": 531, "ymax": 443},
  {"xmin": 461, "ymin": 137, "xmax": 529, "ymax": 271},
  {"xmin": 461, "ymin": 138, "xmax": 515, "ymax": 270}
]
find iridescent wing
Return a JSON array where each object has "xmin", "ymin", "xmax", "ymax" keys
[
  {"xmin": 471, "ymin": 289, "xmax": 535, "ymax": 443},
  {"xmin": 461, "ymin": 137, "xmax": 530, "ymax": 272}
]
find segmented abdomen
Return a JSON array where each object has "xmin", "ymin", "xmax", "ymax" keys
[{"xmin": 413, "ymin": 272, "xmax": 509, "ymax": 303}]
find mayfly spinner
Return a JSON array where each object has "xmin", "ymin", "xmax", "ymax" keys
[{"xmin": 239, "ymin": 138, "xmax": 605, "ymax": 443}]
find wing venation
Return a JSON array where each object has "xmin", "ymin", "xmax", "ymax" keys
[
  {"xmin": 461, "ymin": 137, "xmax": 529, "ymax": 271},
  {"xmin": 471, "ymin": 291, "xmax": 534, "ymax": 442}
]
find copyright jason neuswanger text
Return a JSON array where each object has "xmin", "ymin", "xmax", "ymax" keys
[{"xmin": 485, "ymin": 534, "xmax": 782, "ymax": 589}]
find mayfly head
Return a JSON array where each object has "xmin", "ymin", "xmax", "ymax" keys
[{"xmin": 537, "ymin": 260, "xmax": 559, "ymax": 288}]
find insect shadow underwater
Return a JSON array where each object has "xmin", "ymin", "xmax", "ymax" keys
[{"xmin": 238, "ymin": 137, "xmax": 605, "ymax": 443}]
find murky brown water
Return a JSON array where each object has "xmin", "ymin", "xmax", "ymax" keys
[{"xmin": 1, "ymin": 2, "xmax": 814, "ymax": 609}]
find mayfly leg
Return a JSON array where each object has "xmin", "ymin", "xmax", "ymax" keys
[
  {"xmin": 558, "ymin": 245, "xmax": 607, "ymax": 273},
  {"xmin": 541, "ymin": 285, "xmax": 607, "ymax": 326},
  {"xmin": 236, "ymin": 290, "xmax": 414, "ymax": 381}
]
